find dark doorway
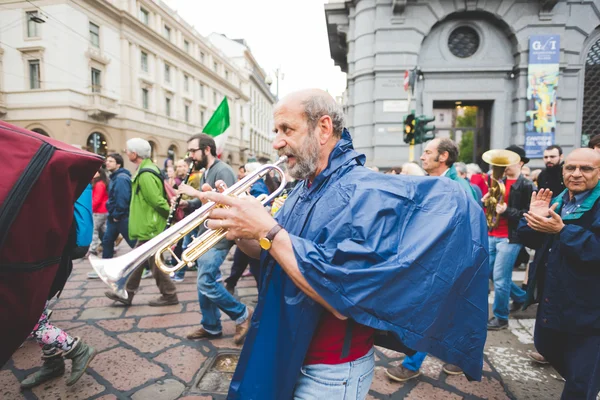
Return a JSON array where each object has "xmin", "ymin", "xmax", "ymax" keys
[{"xmin": 432, "ymin": 100, "xmax": 492, "ymax": 170}]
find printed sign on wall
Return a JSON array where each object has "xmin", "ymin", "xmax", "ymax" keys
[{"xmin": 525, "ymin": 35, "xmax": 560, "ymax": 159}]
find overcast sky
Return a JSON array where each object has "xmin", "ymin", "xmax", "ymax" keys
[{"xmin": 165, "ymin": 0, "xmax": 347, "ymax": 99}]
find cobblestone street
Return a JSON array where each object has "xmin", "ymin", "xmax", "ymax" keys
[{"xmin": 1, "ymin": 246, "xmax": 564, "ymax": 399}]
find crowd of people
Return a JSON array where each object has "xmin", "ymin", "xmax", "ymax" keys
[{"xmin": 16, "ymin": 88, "xmax": 600, "ymax": 399}]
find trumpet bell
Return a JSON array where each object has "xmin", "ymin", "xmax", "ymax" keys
[{"xmin": 482, "ymin": 149, "xmax": 521, "ymax": 167}]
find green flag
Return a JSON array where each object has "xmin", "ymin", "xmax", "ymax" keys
[{"xmin": 202, "ymin": 97, "xmax": 230, "ymax": 137}]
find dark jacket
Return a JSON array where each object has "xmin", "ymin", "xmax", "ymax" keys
[
  {"xmin": 502, "ymin": 174, "xmax": 534, "ymax": 243},
  {"xmin": 188, "ymin": 159, "xmax": 236, "ymax": 250},
  {"xmin": 537, "ymin": 164, "xmax": 565, "ymax": 198},
  {"xmin": 229, "ymin": 129, "xmax": 489, "ymax": 399},
  {"xmin": 106, "ymin": 168, "xmax": 132, "ymax": 221},
  {"xmin": 518, "ymin": 184, "xmax": 600, "ymax": 334}
]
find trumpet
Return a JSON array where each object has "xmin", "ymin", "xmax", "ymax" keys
[{"xmin": 89, "ymin": 156, "xmax": 288, "ymax": 298}]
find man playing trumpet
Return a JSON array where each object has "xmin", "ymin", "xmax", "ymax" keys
[{"xmin": 198, "ymin": 89, "xmax": 489, "ymax": 400}]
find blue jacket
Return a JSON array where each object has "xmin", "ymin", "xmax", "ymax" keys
[
  {"xmin": 106, "ymin": 168, "xmax": 132, "ymax": 220},
  {"xmin": 228, "ymin": 129, "xmax": 490, "ymax": 399},
  {"xmin": 518, "ymin": 184, "xmax": 600, "ymax": 334},
  {"xmin": 249, "ymin": 178, "xmax": 269, "ymax": 198}
]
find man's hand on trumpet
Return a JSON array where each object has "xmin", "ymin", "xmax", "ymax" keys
[{"xmin": 202, "ymin": 180, "xmax": 277, "ymax": 242}]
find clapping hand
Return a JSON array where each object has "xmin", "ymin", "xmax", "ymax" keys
[{"xmin": 523, "ymin": 189, "xmax": 564, "ymax": 234}]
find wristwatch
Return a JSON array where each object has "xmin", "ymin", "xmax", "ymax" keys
[{"xmin": 259, "ymin": 224, "xmax": 284, "ymax": 250}]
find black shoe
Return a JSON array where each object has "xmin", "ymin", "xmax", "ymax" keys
[
  {"xmin": 487, "ymin": 317, "xmax": 508, "ymax": 331},
  {"xmin": 105, "ymin": 291, "xmax": 133, "ymax": 306},
  {"xmin": 226, "ymin": 283, "xmax": 235, "ymax": 295},
  {"xmin": 510, "ymin": 301, "xmax": 524, "ymax": 313}
]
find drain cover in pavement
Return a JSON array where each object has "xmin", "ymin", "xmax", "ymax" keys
[{"xmin": 195, "ymin": 350, "xmax": 241, "ymax": 394}]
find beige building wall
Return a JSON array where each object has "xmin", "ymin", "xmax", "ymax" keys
[{"xmin": 0, "ymin": 0, "xmax": 271, "ymax": 173}]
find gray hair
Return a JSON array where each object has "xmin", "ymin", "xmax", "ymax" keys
[
  {"xmin": 454, "ymin": 162, "xmax": 467, "ymax": 175},
  {"xmin": 126, "ymin": 138, "xmax": 152, "ymax": 159},
  {"xmin": 245, "ymin": 162, "xmax": 261, "ymax": 174},
  {"xmin": 302, "ymin": 95, "xmax": 345, "ymax": 138},
  {"xmin": 401, "ymin": 162, "xmax": 426, "ymax": 176},
  {"xmin": 466, "ymin": 163, "xmax": 482, "ymax": 175}
]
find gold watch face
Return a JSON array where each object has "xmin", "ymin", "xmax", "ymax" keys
[{"xmin": 259, "ymin": 237, "xmax": 272, "ymax": 250}]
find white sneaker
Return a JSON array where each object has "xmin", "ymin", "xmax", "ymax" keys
[
  {"xmin": 171, "ymin": 276, "xmax": 184, "ymax": 283},
  {"xmin": 141, "ymin": 270, "xmax": 152, "ymax": 279},
  {"xmin": 87, "ymin": 272, "xmax": 99, "ymax": 279}
]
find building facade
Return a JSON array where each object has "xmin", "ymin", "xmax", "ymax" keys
[
  {"xmin": 325, "ymin": 0, "xmax": 600, "ymax": 168},
  {"xmin": 207, "ymin": 33, "xmax": 277, "ymax": 163},
  {"xmin": 0, "ymin": 0, "xmax": 274, "ymax": 170}
]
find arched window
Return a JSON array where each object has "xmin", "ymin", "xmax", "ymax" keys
[
  {"xmin": 86, "ymin": 132, "xmax": 107, "ymax": 156},
  {"xmin": 168, "ymin": 144, "xmax": 178, "ymax": 161},
  {"xmin": 582, "ymin": 38, "xmax": 600, "ymax": 146},
  {"xmin": 148, "ymin": 140, "xmax": 157, "ymax": 163},
  {"xmin": 31, "ymin": 128, "xmax": 49, "ymax": 136}
]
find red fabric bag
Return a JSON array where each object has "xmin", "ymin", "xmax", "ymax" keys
[{"xmin": 0, "ymin": 122, "xmax": 103, "ymax": 366}]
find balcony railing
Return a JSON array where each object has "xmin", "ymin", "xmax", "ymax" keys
[{"xmin": 86, "ymin": 93, "xmax": 118, "ymax": 120}]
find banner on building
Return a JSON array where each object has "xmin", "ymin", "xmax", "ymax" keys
[{"xmin": 525, "ymin": 35, "xmax": 560, "ymax": 159}]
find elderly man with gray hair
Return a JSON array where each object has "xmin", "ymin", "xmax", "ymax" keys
[{"xmin": 104, "ymin": 138, "xmax": 179, "ymax": 307}]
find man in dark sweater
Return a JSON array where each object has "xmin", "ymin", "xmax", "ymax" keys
[
  {"xmin": 177, "ymin": 134, "xmax": 252, "ymax": 346},
  {"xmin": 537, "ymin": 145, "xmax": 564, "ymax": 198}
]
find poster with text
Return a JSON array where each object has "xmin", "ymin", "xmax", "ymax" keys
[{"xmin": 525, "ymin": 35, "xmax": 560, "ymax": 159}]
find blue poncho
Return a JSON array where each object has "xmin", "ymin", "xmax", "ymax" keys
[{"xmin": 228, "ymin": 130, "xmax": 489, "ymax": 399}]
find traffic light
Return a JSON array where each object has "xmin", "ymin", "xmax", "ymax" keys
[
  {"xmin": 403, "ymin": 112, "xmax": 416, "ymax": 144},
  {"xmin": 414, "ymin": 115, "xmax": 436, "ymax": 144}
]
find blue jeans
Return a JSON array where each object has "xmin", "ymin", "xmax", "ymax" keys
[
  {"xmin": 197, "ymin": 247, "xmax": 247, "ymax": 334},
  {"xmin": 489, "ymin": 236, "xmax": 527, "ymax": 321},
  {"xmin": 402, "ymin": 351, "xmax": 427, "ymax": 371},
  {"xmin": 174, "ymin": 229, "xmax": 197, "ymax": 279},
  {"xmin": 294, "ymin": 348, "xmax": 375, "ymax": 400},
  {"xmin": 101, "ymin": 217, "xmax": 137, "ymax": 259}
]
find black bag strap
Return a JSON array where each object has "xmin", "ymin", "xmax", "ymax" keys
[
  {"xmin": 341, "ymin": 318, "xmax": 354, "ymax": 359},
  {"xmin": 137, "ymin": 168, "xmax": 167, "ymax": 199}
]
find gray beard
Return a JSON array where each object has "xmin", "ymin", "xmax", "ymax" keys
[{"xmin": 285, "ymin": 135, "xmax": 320, "ymax": 181}]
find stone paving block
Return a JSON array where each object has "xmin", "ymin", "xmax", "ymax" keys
[
  {"xmin": 446, "ymin": 375, "xmax": 510, "ymax": 399},
  {"xmin": 173, "ymin": 283, "xmax": 197, "ymax": 292},
  {"xmin": 94, "ymin": 395, "xmax": 118, "ymax": 400},
  {"xmin": 63, "ymin": 280, "xmax": 84, "ymax": 290},
  {"xmin": 118, "ymin": 331, "xmax": 180, "ymax": 354},
  {"xmin": 70, "ymin": 325, "xmax": 119, "ymax": 352},
  {"xmin": 178, "ymin": 292, "xmax": 199, "ymax": 301},
  {"xmin": 11, "ymin": 340, "xmax": 42, "ymax": 370},
  {"xmin": 236, "ymin": 279, "xmax": 255, "ymax": 288},
  {"xmin": 84, "ymin": 280, "xmax": 114, "ymax": 289},
  {"xmin": 138, "ymin": 312, "xmax": 200, "ymax": 329},
  {"xmin": 187, "ymin": 302, "xmax": 200, "ymax": 312},
  {"xmin": 179, "ymin": 396, "xmax": 213, "ymax": 400},
  {"xmin": 51, "ymin": 308, "xmax": 80, "ymax": 321},
  {"xmin": 58, "ymin": 289, "xmax": 83, "ymax": 298},
  {"xmin": 406, "ymin": 382, "xmax": 463, "ymax": 399},
  {"xmin": 51, "ymin": 298, "xmax": 87, "ymax": 309},
  {"xmin": 125, "ymin": 304, "xmax": 183, "ymax": 317},
  {"xmin": 131, "ymin": 379, "xmax": 185, "ymax": 400},
  {"xmin": 370, "ymin": 366, "xmax": 403, "ymax": 395},
  {"xmin": 82, "ymin": 288, "xmax": 112, "ymax": 297},
  {"xmin": 56, "ymin": 321, "xmax": 87, "ymax": 330},
  {"xmin": 86, "ymin": 297, "xmax": 118, "ymax": 308},
  {"xmin": 92, "ymin": 347, "xmax": 165, "ymax": 391},
  {"xmin": 223, "ymin": 321, "xmax": 235, "ymax": 336},
  {"xmin": 166, "ymin": 326, "xmax": 198, "ymax": 340},
  {"xmin": 154, "ymin": 345, "xmax": 207, "ymax": 383},
  {"xmin": 79, "ymin": 307, "xmax": 124, "ymax": 320},
  {"xmin": 68, "ymin": 274, "xmax": 87, "ymax": 281},
  {"xmin": 1, "ymin": 369, "xmax": 23, "ymax": 399},
  {"xmin": 97, "ymin": 318, "xmax": 136, "ymax": 332},
  {"xmin": 31, "ymin": 363, "xmax": 105, "ymax": 400}
]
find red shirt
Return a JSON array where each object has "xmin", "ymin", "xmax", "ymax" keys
[
  {"xmin": 92, "ymin": 181, "xmax": 108, "ymax": 214},
  {"xmin": 489, "ymin": 179, "xmax": 516, "ymax": 238},
  {"xmin": 304, "ymin": 312, "xmax": 374, "ymax": 365},
  {"xmin": 470, "ymin": 173, "xmax": 489, "ymax": 197}
]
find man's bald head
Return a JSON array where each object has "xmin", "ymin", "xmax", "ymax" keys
[
  {"xmin": 563, "ymin": 148, "xmax": 600, "ymax": 194},
  {"xmin": 565, "ymin": 148, "xmax": 600, "ymax": 165},
  {"xmin": 276, "ymin": 89, "xmax": 345, "ymax": 138}
]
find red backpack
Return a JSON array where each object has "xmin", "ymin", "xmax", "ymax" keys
[{"xmin": 0, "ymin": 122, "xmax": 103, "ymax": 366}]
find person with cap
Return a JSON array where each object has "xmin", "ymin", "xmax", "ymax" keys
[{"xmin": 484, "ymin": 145, "xmax": 535, "ymax": 330}]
